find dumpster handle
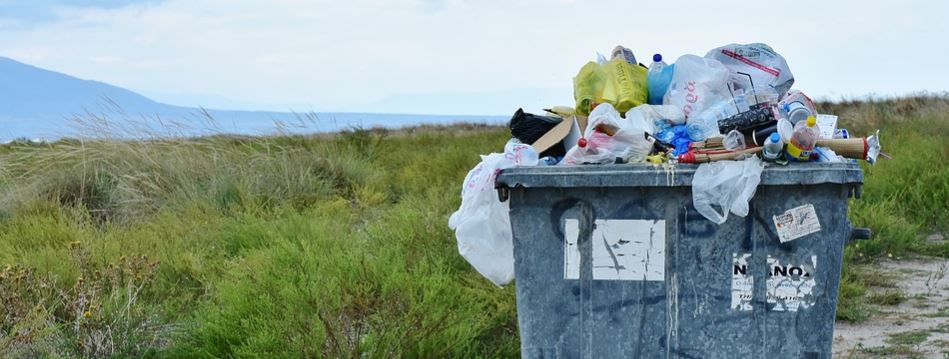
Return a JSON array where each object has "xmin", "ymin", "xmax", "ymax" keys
[
  {"xmin": 496, "ymin": 186, "xmax": 510, "ymax": 202},
  {"xmin": 850, "ymin": 227, "xmax": 872, "ymax": 242},
  {"xmin": 850, "ymin": 185, "xmax": 863, "ymax": 199}
]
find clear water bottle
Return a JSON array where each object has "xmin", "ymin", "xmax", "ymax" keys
[
  {"xmin": 782, "ymin": 101, "xmax": 814, "ymax": 125},
  {"xmin": 762, "ymin": 132, "xmax": 783, "ymax": 161},
  {"xmin": 785, "ymin": 115, "xmax": 819, "ymax": 161},
  {"xmin": 647, "ymin": 54, "xmax": 673, "ymax": 105}
]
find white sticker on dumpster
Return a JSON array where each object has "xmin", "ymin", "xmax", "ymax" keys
[
  {"xmin": 766, "ymin": 255, "xmax": 817, "ymax": 312},
  {"xmin": 563, "ymin": 219, "xmax": 665, "ymax": 281},
  {"xmin": 731, "ymin": 253, "xmax": 754, "ymax": 311},
  {"xmin": 773, "ymin": 204, "xmax": 821, "ymax": 243},
  {"xmin": 564, "ymin": 219, "xmax": 581, "ymax": 280}
]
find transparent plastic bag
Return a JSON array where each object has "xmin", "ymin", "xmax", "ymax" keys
[
  {"xmin": 448, "ymin": 140, "xmax": 538, "ymax": 286},
  {"xmin": 691, "ymin": 156, "xmax": 764, "ymax": 224},
  {"xmin": 561, "ymin": 103, "xmax": 653, "ymax": 165},
  {"xmin": 560, "ymin": 131, "xmax": 621, "ymax": 165},
  {"xmin": 705, "ymin": 43, "xmax": 794, "ymax": 99}
]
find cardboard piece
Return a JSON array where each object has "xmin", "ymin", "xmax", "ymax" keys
[
  {"xmin": 815, "ymin": 114, "xmax": 838, "ymax": 140},
  {"xmin": 531, "ymin": 115, "xmax": 588, "ymax": 155}
]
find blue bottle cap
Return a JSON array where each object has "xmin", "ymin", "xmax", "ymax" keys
[
  {"xmin": 769, "ymin": 132, "xmax": 780, "ymax": 143},
  {"xmin": 653, "ymin": 54, "xmax": 662, "ymax": 62}
]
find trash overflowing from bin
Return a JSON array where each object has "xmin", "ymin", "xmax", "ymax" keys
[{"xmin": 449, "ymin": 42, "xmax": 883, "ymax": 287}]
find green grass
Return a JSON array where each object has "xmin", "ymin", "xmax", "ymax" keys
[
  {"xmin": 849, "ymin": 344, "xmax": 926, "ymax": 359},
  {"xmin": 845, "ymin": 324, "xmax": 946, "ymax": 359},
  {"xmin": 0, "ymin": 124, "xmax": 519, "ymax": 358},
  {"xmin": 866, "ymin": 289, "xmax": 907, "ymax": 306},
  {"xmin": 887, "ymin": 330, "xmax": 932, "ymax": 346},
  {"xmin": 0, "ymin": 96, "xmax": 947, "ymax": 356}
]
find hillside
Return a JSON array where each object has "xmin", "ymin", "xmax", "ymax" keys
[{"xmin": 0, "ymin": 57, "xmax": 505, "ymax": 140}]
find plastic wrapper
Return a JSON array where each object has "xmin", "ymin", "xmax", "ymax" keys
[{"xmin": 691, "ymin": 156, "xmax": 765, "ymax": 224}]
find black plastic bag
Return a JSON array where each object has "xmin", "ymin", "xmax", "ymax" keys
[{"xmin": 509, "ymin": 108, "xmax": 565, "ymax": 158}]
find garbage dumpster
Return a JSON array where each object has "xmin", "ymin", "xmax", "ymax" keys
[{"xmin": 496, "ymin": 162, "xmax": 865, "ymax": 358}]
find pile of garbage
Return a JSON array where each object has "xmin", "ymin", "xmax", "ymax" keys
[
  {"xmin": 449, "ymin": 43, "xmax": 883, "ymax": 286},
  {"xmin": 516, "ymin": 43, "xmax": 881, "ymax": 168}
]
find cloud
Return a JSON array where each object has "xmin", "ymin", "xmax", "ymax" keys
[
  {"xmin": 0, "ymin": 0, "xmax": 161, "ymax": 23},
  {"xmin": 0, "ymin": 0, "xmax": 946, "ymax": 114}
]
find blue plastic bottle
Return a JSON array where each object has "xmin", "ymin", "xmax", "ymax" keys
[{"xmin": 647, "ymin": 54, "xmax": 674, "ymax": 105}]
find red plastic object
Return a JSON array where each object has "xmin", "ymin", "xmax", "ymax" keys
[{"xmin": 678, "ymin": 152, "xmax": 696, "ymax": 163}]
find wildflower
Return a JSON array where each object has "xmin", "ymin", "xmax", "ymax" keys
[{"xmin": 84, "ymin": 310, "xmax": 92, "ymax": 319}]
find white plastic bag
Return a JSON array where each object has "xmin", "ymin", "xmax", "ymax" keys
[
  {"xmin": 624, "ymin": 104, "xmax": 686, "ymax": 132},
  {"xmin": 705, "ymin": 43, "xmax": 794, "ymax": 98},
  {"xmin": 691, "ymin": 156, "xmax": 764, "ymax": 224},
  {"xmin": 561, "ymin": 103, "xmax": 653, "ymax": 165},
  {"xmin": 663, "ymin": 55, "xmax": 732, "ymax": 120},
  {"xmin": 448, "ymin": 140, "xmax": 538, "ymax": 286}
]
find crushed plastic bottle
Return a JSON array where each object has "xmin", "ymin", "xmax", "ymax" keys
[
  {"xmin": 762, "ymin": 132, "xmax": 784, "ymax": 161},
  {"xmin": 785, "ymin": 115, "xmax": 819, "ymax": 161},
  {"xmin": 723, "ymin": 130, "xmax": 747, "ymax": 151},
  {"xmin": 537, "ymin": 156, "xmax": 562, "ymax": 166}
]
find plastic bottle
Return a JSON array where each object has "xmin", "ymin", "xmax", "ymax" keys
[
  {"xmin": 778, "ymin": 90, "xmax": 817, "ymax": 125},
  {"xmin": 723, "ymin": 130, "xmax": 746, "ymax": 151},
  {"xmin": 647, "ymin": 54, "xmax": 674, "ymax": 105},
  {"xmin": 762, "ymin": 133, "xmax": 783, "ymax": 161},
  {"xmin": 785, "ymin": 115, "xmax": 819, "ymax": 161},
  {"xmin": 782, "ymin": 101, "xmax": 814, "ymax": 125}
]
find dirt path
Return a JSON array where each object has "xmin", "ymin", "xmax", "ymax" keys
[{"xmin": 833, "ymin": 257, "xmax": 949, "ymax": 358}]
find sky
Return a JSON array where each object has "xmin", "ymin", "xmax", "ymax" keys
[{"xmin": 1, "ymin": 0, "xmax": 946, "ymax": 115}]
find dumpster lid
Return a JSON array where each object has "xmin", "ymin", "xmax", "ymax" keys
[{"xmin": 496, "ymin": 162, "xmax": 863, "ymax": 189}]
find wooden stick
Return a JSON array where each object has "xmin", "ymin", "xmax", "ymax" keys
[
  {"xmin": 679, "ymin": 147, "xmax": 763, "ymax": 163},
  {"xmin": 702, "ymin": 147, "xmax": 763, "ymax": 162},
  {"xmin": 815, "ymin": 138, "xmax": 867, "ymax": 160}
]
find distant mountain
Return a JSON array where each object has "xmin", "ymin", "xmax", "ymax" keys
[
  {"xmin": 345, "ymin": 88, "xmax": 574, "ymax": 116},
  {"xmin": 0, "ymin": 56, "xmax": 176, "ymax": 118},
  {"xmin": 0, "ymin": 57, "xmax": 506, "ymax": 140}
]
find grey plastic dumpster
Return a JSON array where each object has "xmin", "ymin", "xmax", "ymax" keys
[{"xmin": 496, "ymin": 162, "xmax": 866, "ymax": 359}]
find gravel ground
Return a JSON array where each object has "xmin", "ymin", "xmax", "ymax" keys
[{"xmin": 833, "ymin": 257, "xmax": 949, "ymax": 358}]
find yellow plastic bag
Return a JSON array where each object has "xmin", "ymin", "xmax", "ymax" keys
[
  {"xmin": 573, "ymin": 59, "xmax": 648, "ymax": 116},
  {"xmin": 573, "ymin": 61, "xmax": 605, "ymax": 117}
]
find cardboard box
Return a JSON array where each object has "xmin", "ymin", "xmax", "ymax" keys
[{"xmin": 531, "ymin": 115, "xmax": 588, "ymax": 156}]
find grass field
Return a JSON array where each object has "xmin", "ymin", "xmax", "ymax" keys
[{"xmin": 1, "ymin": 96, "xmax": 947, "ymax": 357}]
